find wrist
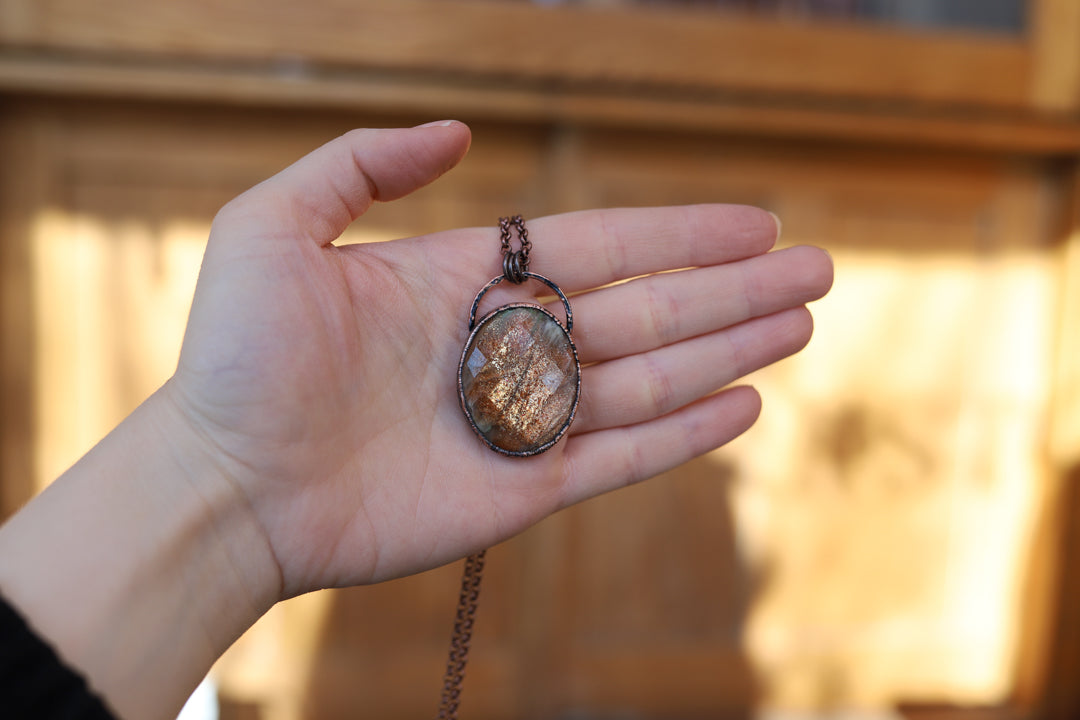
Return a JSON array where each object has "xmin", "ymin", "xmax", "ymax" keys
[
  {"xmin": 0, "ymin": 380, "xmax": 281, "ymax": 720},
  {"xmin": 153, "ymin": 377, "xmax": 285, "ymax": 610}
]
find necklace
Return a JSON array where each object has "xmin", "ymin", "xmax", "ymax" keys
[
  {"xmin": 457, "ymin": 215, "xmax": 581, "ymax": 457},
  {"xmin": 437, "ymin": 216, "xmax": 580, "ymax": 719}
]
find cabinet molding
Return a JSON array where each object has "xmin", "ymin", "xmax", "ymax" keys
[{"xmin": 0, "ymin": 0, "xmax": 1030, "ymax": 108}]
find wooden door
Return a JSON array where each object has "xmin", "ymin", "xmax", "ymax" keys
[{"xmin": 1, "ymin": 93, "xmax": 1070, "ymax": 719}]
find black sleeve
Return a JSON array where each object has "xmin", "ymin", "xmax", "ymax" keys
[{"xmin": 0, "ymin": 593, "xmax": 117, "ymax": 720}]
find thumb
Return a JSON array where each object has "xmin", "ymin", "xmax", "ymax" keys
[{"xmin": 215, "ymin": 121, "xmax": 472, "ymax": 247}]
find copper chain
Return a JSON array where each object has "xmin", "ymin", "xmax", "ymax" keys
[
  {"xmin": 436, "ymin": 550, "xmax": 487, "ymax": 720},
  {"xmin": 436, "ymin": 215, "xmax": 529, "ymax": 717},
  {"xmin": 499, "ymin": 215, "xmax": 531, "ymax": 284}
]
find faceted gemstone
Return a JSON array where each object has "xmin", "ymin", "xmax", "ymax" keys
[{"xmin": 459, "ymin": 305, "xmax": 579, "ymax": 455}]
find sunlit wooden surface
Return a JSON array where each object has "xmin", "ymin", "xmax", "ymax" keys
[
  {"xmin": 0, "ymin": 0, "xmax": 1033, "ymax": 108},
  {"xmin": 0, "ymin": 96, "xmax": 1068, "ymax": 719},
  {"xmin": 5, "ymin": 1, "xmax": 1080, "ymax": 719}
]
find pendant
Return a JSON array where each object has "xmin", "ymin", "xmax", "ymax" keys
[{"xmin": 458, "ymin": 220, "xmax": 580, "ymax": 457}]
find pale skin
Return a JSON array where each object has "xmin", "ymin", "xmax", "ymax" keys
[{"xmin": 0, "ymin": 121, "xmax": 833, "ymax": 719}]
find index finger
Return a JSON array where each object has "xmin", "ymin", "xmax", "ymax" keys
[{"xmin": 522, "ymin": 204, "xmax": 780, "ymax": 293}]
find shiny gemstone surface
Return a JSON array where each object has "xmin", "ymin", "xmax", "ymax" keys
[{"xmin": 459, "ymin": 305, "xmax": 579, "ymax": 455}]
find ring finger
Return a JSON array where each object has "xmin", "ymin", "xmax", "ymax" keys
[
  {"xmin": 564, "ymin": 245, "xmax": 831, "ymax": 364},
  {"xmin": 572, "ymin": 306, "xmax": 813, "ymax": 433}
]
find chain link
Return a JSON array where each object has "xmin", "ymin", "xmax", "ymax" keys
[{"xmin": 435, "ymin": 550, "xmax": 487, "ymax": 720}]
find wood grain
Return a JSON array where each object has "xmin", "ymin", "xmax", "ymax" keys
[
  {"xmin": 0, "ymin": 106, "xmax": 41, "ymax": 517},
  {"xmin": 0, "ymin": 0, "xmax": 1030, "ymax": 108},
  {"xmin": 1029, "ymin": 0, "xmax": 1080, "ymax": 113},
  {"xmin": 2, "ymin": 51, "xmax": 1080, "ymax": 153},
  {"xmin": 0, "ymin": 1, "xmax": 1076, "ymax": 712},
  {"xmin": 1027, "ymin": 164, "xmax": 1080, "ymax": 720}
]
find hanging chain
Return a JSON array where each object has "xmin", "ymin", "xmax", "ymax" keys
[
  {"xmin": 499, "ymin": 215, "xmax": 531, "ymax": 284},
  {"xmin": 436, "ymin": 550, "xmax": 487, "ymax": 720},
  {"xmin": 437, "ymin": 214, "xmax": 530, "ymax": 716}
]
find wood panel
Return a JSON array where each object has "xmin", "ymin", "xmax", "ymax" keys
[
  {"xmin": 4, "ymin": 2, "xmax": 1080, "ymax": 718},
  {"xmin": 0, "ymin": 104, "xmax": 44, "ymax": 517},
  {"xmin": 6, "ymin": 50, "xmax": 1080, "ymax": 154},
  {"xmin": 1027, "ymin": 165, "xmax": 1080, "ymax": 720},
  {"xmin": 0, "ymin": 98, "xmax": 559, "ymax": 720},
  {"xmin": 1048, "ymin": 169, "xmax": 1080, "ymax": 468},
  {"xmin": 0, "ymin": 0, "xmax": 1031, "ymax": 109},
  {"xmin": 0, "ymin": 94, "xmax": 1069, "ymax": 719},
  {"xmin": 542, "ymin": 128, "xmax": 1062, "ymax": 713},
  {"xmin": 1029, "ymin": 0, "xmax": 1080, "ymax": 113}
]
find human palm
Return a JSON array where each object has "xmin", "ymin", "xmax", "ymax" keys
[{"xmin": 168, "ymin": 123, "xmax": 832, "ymax": 599}]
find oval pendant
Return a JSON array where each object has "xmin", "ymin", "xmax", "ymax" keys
[{"xmin": 458, "ymin": 277, "xmax": 580, "ymax": 456}]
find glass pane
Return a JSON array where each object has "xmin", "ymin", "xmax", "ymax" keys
[{"xmin": 526, "ymin": 0, "xmax": 1028, "ymax": 36}]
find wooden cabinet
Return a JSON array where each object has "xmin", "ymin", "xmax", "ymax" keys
[{"xmin": 3, "ymin": 3, "xmax": 1080, "ymax": 719}]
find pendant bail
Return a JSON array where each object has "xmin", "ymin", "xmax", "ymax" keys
[
  {"xmin": 499, "ymin": 214, "xmax": 531, "ymax": 284},
  {"xmin": 502, "ymin": 250, "xmax": 528, "ymax": 284}
]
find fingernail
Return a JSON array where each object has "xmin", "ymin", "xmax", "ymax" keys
[
  {"xmin": 768, "ymin": 211, "xmax": 782, "ymax": 241},
  {"xmin": 415, "ymin": 120, "xmax": 458, "ymax": 128}
]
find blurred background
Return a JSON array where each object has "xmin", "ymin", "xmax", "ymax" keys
[{"xmin": 2, "ymin": 1, "xmax": 1080, "ymax": 719}]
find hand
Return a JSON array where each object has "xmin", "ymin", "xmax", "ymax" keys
[
  {"xmin": 0, "ymin": 121, "xmax": 831, "ymax": 720},
  {"xmin": 168, "ymin": 121, "xmax": 833, "ymax": 598}
]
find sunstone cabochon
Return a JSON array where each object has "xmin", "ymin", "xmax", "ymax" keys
[{"xmin": 459, "ymin": 304, "xmax": 580, "ymax": 456}]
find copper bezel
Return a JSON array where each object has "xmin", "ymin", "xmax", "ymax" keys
[{"xmin": 458, "ymin": 300, "xmax": 580, "ymax": 458}]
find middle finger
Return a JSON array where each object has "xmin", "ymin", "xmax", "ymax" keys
[{"xmin": 565, "ymin": 244, "xmax": 831, "ymax": 364}]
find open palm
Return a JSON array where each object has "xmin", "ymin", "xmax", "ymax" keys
[{"xmin": 168, "ymin": 122, "xmax": 832, "ymax": 599}]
